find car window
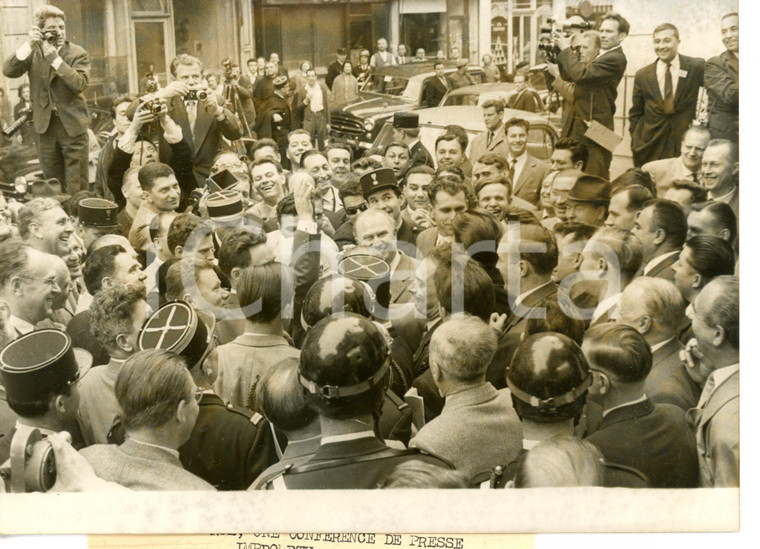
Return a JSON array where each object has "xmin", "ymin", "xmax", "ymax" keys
[
  {"xmin": 466, "ymin": 69, "xmax": 487, "ymax": 84},
  {"xmin": 526, "ymin": 126, "xmax": 556, "ymax": 160},
  {"xmin": 442, "ymin": 94, "xmax": 480, "ymax": 107},
  {"xmin": 361, "ymin": 74, "xmax": 411, "ymax": 97},
  {"xmin": 402, "ymin": 77, "xmax": 424, "ymax": 103}
]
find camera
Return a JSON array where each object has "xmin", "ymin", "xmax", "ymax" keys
[
  {"xmin": 2, "ymin": 107, "xmax": 32, "ymax": 137},
  {"xmin": 143, "ymin": 98, "xmax": 164, "ymax": 115},
  {"xmin": 0, "ymin": 425, "xmax": 67, "ymax": 493},
  {"xmin": 185, "ymin": 89, "xmax": 209, "ymax": 101},
  {"xmin": 43, "ymin": 29, "xmax": 59, "ymax": 44},
  {"xmin": 222, "ymin": 57, "xmax": 234, "ymax": 83}
]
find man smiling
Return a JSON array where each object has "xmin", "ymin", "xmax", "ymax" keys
[
  {"xmin": 18, "ymin": 197, "xmax": 75, "ymax": 257},
  {"xmin": 629, "ymin": 23, "xmax": 705, "ymax": 167},
  {"xmin": 504, "ymin": 118, "xmax": 549, "ymax": 207}
]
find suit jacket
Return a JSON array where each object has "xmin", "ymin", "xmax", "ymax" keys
[
  {"xmin": 421, "ymin": 76, "xmax": 453, "ymax": 108},
  {"xmin": 255, "ymin": 93, "xmax": 293, "ymax": 146},
  {"xmin": 629, "ymin": 55, "xmax": 705, "ymax": 166},
  {"xmin": 214, "ymin": 333, "xmax": 300, "ymax": 409},
  {"xmin": 585, "ymin": 398, "xmax": 699, "ymax": 488},
  {"xmin": 331, "ymin": 73, "xmax": 359, "ymax": 105},
  {"xmin": 511, "ymin": 153, "xmax": 550, "ymax": 206},
  {"xmin": 326, "ymin": 60, "xmax": 344, "ymax": 90},
  {"xmin": 642, "ymin": 156, "xmax": 696, "ymax": 197},
  {"xmin": 557, "ymin": 47, "xmax": 627, "ymax": 137},
  {"xmin": 178, "ymin": 393, "xmax": 280, "ymax": 491},
  {"xmin": 389, "ymin": 252, "xmax": 417, "ymax": 305},
  {"xmin": 507, "ymin": 88, "xmax": 544, "ymax": 113},
  {"xmin": 265, "ymin": 435, "xmax": 449, "ymax": 489},
  {"xmin": 704, "ymin": 50, "xmax": 739, "ymax": 142},
  {"xmin": 80, "ymin": 438, "xmax": 215, "ymax": 490},
  {"xmin": 77, "ymin": 358, "xmax": 123, "ymax": 445},
  {"xmin": 469, "ymin": 125, "xmax": 510, "ymax": 166},
  {"xmin": 645, "ymin": 337, "xmax": 701, "ymax": 412},
  {"xmin": 688, "ymin": 368, "xmax": 739, "ymax": 487},
  {"xmin": 642, "ymin": 250, "xmax": 679, "ymax": 282},
  {"xmin": 3, "ymin": 41, "xmax": 90, "ymax": 136},
  {"xmin": 252, "ymin": 75, "xmax": 275, "ymax": 113},
  {"xmin": 409, "ymin": 383, "xmax": 522, "ymax": 479},
  {"xmin": 396, "ymin": 216, "xmax": 419, "ymax": 247},
  {"xmin": 160, "ymin": 94, "xmax": 242, "ymax": 186}
]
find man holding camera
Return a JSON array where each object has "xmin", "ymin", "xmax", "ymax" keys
[
  {"xmin": 3, "ymin": 5, "xmax": 91, "ymax": 195},
  {"xmin": 553, "ymin": 13, "xmax": 629, "ymax": 179},
  {"xmin": 141, "ymin": 54, "xmax": 242, "ymax": 187}
]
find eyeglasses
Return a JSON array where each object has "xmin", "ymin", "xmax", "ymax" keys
[
  {"xmin": 345, "ymin": 203, "xmax": 368, "ymax": 216},
  {"xmin": 17, "ymin": 276, "xmax": 61, "ymax": 290}
]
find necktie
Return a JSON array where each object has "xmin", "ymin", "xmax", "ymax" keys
[
  {"xmin": 508, "ymin": 159, "xmax": 517, "ymax": 183},
  {"xmin": 663, "ymin": 62, "xmax": 674, "ymax": 114},
  {"xmin": 487, "ymin": 131, "xmax": 493, "ymax": 147},
  {"xmin": 692, "ymin": 172, "xmax": 699, "ymax": 184}
]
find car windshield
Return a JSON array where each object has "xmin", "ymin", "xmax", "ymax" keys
[
  {"xmin": 442, "ymin": 92, "xmax": 514, "ymax": 107},
  {"xmin": 361, "ymin": 74, "xmax": 414, "ymax": 100}
]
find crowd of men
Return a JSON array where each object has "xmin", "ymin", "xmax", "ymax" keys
[{"xmin": 0, "ymin": 5, "xmax": 739, "ymax": 492}]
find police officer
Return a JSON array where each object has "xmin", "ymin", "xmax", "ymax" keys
[
  {"xmin": 258, "ymin": 314, "xmax": 450, "ymax": 489},
  {"xmin": 0, "ymin": 329, "xmax": 91, "ymax": 467},
  {"xmin": 77, "ymin": 197, "xmax": 121, "ymax": 251},
  {"xmin": 300, "ymin": 275, "xmax": 415, "ymax": 442},
  {"xmin": 110, "ymin": 300, "xmax": 281, "ymax": 490},
  {"xmin": 480, "ymin": 332, "xmax": 648, "ymax": 488}
]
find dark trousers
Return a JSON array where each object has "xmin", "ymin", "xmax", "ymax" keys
[
  {"xmin": 304, "ymin": 111, "xmax": 327, "ymax": 150},
  {"xmin": 36, "ymin": 113, "xmax": 89, "ymax": 194}
]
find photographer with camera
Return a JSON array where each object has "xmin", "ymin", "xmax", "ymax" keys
[
  {"xmin": 137, "ymin": 54, "xmax": 242, "ymax": 188},
  {"xmin": 3, "ymin": 5, "xmax": 91, "ymax": 195},
  {"xmin": 220, "ymin": 59, "xmax": 255, "ymax": 139},
  {"xmin": 552, "ymin": 13, "xmax": 629, "ymax": 180}
]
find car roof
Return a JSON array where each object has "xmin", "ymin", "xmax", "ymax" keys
[
  {"xmin": 444, "ymin": 83, "xmax": 520, "ymax": 96},
  {"xmin": 372, "ymin": 62, "xmax": 481, "ymax": 78},
  {"xmin": 416, "ymin": 105, "xmax": 552, "ymax": 131}
]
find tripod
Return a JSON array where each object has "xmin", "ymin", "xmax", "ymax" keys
[{"xmin": 223, "ymin": 80, "xmax": 253, "ymax": 138}]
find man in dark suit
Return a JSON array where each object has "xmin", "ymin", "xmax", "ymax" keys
[
  {"xmin": 147, "ymin": 54, "xmax": 241, "ymax": 188},
  {"xmin": 618, "ymin": 277, "xmax": 700, "ymax": 412},
  {"xmin": 255, "ymin": 77, "xmax": 294, "ymax": 165},
  {"xmin": 3, "ymin": 5, "xmax": 91, "ymax": 194},
  {"xmin": 554, "ymin": 13, "xmax": 628, "ymax": 179},
  {"xmin": 704, "ymin": 13, "xmax": 738, "ymax": 142},
  {"xmin": 325, "ymin": 47, "xmax": 348, "ymax": 90},
  {"xmin": 392, "ymin": 112, "xmax": 435, "ymax": 169},
  {"xmin": 629, "ymin": 24, "xmax": 705, "ymax": 167},
  {"xmin": 504, "ymin": 117, "xmax": 550, "ymax": 207},
  {"xmin": 632, "ymin": 198, "xmax": 687, "ymax": 281},
  {"xmin": 421, "ymin": 62, "xmax": 452, "ymax": 108},
  {"xmin": 583, "ymin": 324, "xmax": 699, "ymax": 488}
]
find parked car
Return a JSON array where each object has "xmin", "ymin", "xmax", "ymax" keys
[
  {"xmin": 370, "ymin": 105, "xmax": 560, "ymax": 163},
  {"xmin": 329, "ymin": 62, "xmax": 486, "ymax": 153}
]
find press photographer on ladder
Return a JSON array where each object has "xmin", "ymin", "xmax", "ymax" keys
[{"xmin": 2, "ymin": 4, "xmax": 91, "ymax": 195}]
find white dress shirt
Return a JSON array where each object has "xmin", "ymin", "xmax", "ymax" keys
[
  {"xmin": 656, "ymin": 56, "xmax": 681, "ymax": 98},
  {"xmin": 507, "ymin": 151, "xmax": 528, "ymax": 183}
]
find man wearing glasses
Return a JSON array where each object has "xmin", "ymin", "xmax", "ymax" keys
[{"xmin": 0, "ymin": 239, "xmax": 61, "ymax": 338}]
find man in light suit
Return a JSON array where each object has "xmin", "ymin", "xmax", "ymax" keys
[
  {"xmin": 504, "ymin": 117, "xmax": 550, "ymax": 207},
  {"xmin": 629, "ymin": 24, "xmax": 705, "ymax": 167},
  {"xmin": 3, "ymin": 5, "xmax": 91, "ymax": 194},
  {"xmin": 554, "ymin": 13, "xmax": 629, "ymax": 179},
  {"xmin": 469, "ymin": 99, "xmax": 510, "ymax": 165},
  {"xmin": 632, "ymin": 198, "xmax": 687, "ymax": 282},
  {"xmin": 704, "ymin": 13, "xmax": 738, "ymax": 142},
  {"xmin": 415, "ymin": 176, "xmax": 469, "ymax": 259},
  {"xmin": 583, "ymin": 324, "xmax": 699, "ymax": 488},
  {"xmin": 409, "ymin": 316, "xmax": 522, "ymax": 479},
  {"xmin": 80, "ymin": 349, "xmax": 215, "ymax": 490},
  {"xmin": 684, "ymin": 276, "xmax": 738, "ymax": 487},
  {"xmin": 642, "ymin": 125, "xmax": 711, "ymax": 196},
  {"xmin": 619, "ymin": 277, "xmax": 700, "ymax": 412},
  {"xmin": 699, "ymin": 139, "xmax": 738, "ymax": 222},
  {"xmin": 148, "ymin": 54, "xmax": 242, "ymax": 187}
]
